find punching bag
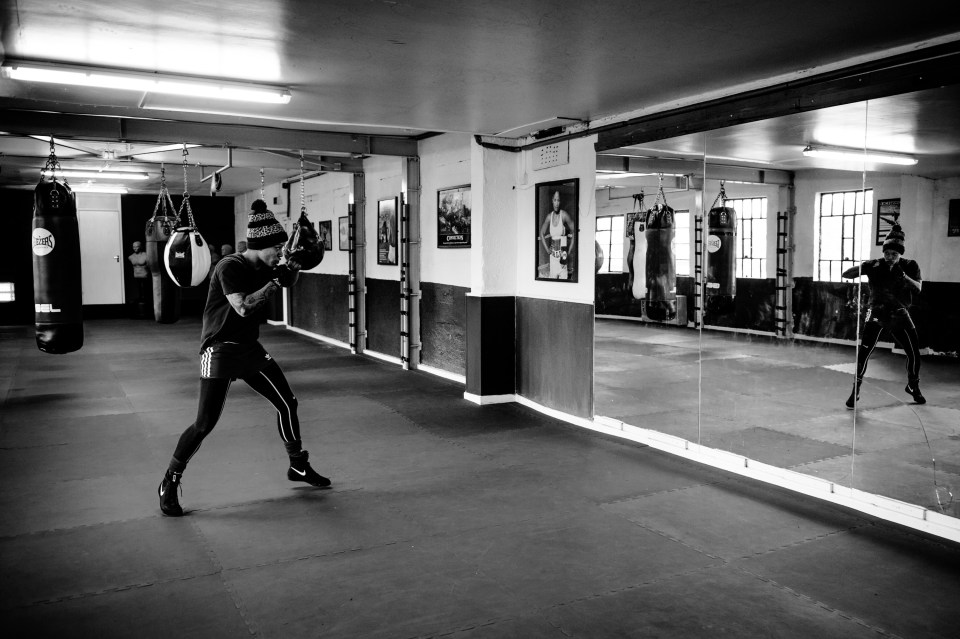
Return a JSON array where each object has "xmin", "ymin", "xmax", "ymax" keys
[
  {"xmin": 145, "ymin": 194, "xmax": 181, "ymax": 323},
  {"xmin": 644, "ymin": 205, "xmax": 677, "ymax": 321},
  {"xmin": 284, "ymin": 210, "xmax": 324, "ymax": 270},
  {"xmin": 164, "ymin": 226, "xmax": 211, "ymax": 287},
  {"xmin": 629, "ymin": 212, "xmax": 647, "ymax": 300},
  {"xmin": 163, "ymin": 191, "xmax": 211, "ymax": 288},
  {"xmin": 707, "ymin": 205, "xmax": 737, "ymax": 297},
  {"xmin": 32, "ymin": 179, "xmax": 83, "ymax": 353}
]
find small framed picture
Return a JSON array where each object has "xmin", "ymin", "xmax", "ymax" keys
[
  {"xmin": 377, "ymin": 197, "xmax": 398, "ymax": 265},
  {"xmin": 338, "ymin": 216, "xmax": 349, "ymax": 250},
  {"xmin": 535, "ymin": 178, "xmax": 579, "ymax": 282},
  {"xmin": 437, "ymin": 185, "xmax": 471, "ymax": 248},
  {"xmin": 875, "ymin": 198, "xmax": 901, "ymax": 246},
  {"xmin": 318, "ymin": 220, "xmax": 333, "ymax": 251}
]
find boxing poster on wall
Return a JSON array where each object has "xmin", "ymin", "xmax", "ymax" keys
[
  {"xmin": 339, "ymin": 216, "xmax": 349, "ymax": 250},
  {"xmin": 318, "ymin": 220, "xmax": 333, "ymax": 251},
  {"xmin": 377, "ymin": 197, "xmax": 398, "ymax": 265},
  {"xmin": 875, "ymin": 198, "xmax": 900, "ymax": 245},
  {"xmin": 535, "ymin": 178, "xmax": 579, "ymax": 282},
  {"xmin": 437, "ymin": 185, "xmax": 471, "ymax": 248}
]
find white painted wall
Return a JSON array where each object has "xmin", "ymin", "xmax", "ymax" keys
[
  {"xmin": 930, "ymin": 176, "xmax": 960, "ymax": 281},
  {"xmin": 516, "ymin": 135, "xmax": 598, "ymax": 304},
  {"xmin": 470, "ymin": 140, "xmax": 519, "ymax": 296},
  {"xmin": 296, "ymin": 173, "xmax": 353, "ymax": 276},
  {"xmin": 363, "ymin": 155, "xmax": 405, "ymax": 282},
  {"xmin": 419, "ymin": 133, "xmax": 472, "ymax": 288}
]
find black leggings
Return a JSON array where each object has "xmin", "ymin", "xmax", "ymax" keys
[
  {"xmin": 169, "ymin": 359, "xmax": 300, "ymax": 473},
  {"xmin": 855, "ymin": 319, "xmax": 922, "ymax": 385}
]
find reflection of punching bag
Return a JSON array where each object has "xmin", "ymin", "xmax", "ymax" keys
[
  {"xmin": 32, "ymin": 180, "xmax": 83, "ymax": 353},
  {"xmin": 707, "ymin": 205, "xmax": 737, "ymax": 297},
  {"xmin": 644, "ymin": 205, "xmax": 677, "ymax": 321},
  {"xmin": 145, "ymin": 214, "xmax": 181, "ymax": 323},
  {"xmin": 630, "ymin": 214, "xmax": 647, "ymax": 300}
]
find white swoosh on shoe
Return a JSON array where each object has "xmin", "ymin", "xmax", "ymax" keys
[{"xmin": 291, "ymin": 468, "xmax": 306, "ymax": 476}]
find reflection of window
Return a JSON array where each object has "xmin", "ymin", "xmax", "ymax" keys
[
  {"xmin": 816, "ymin": 189, "xmax": 874, "ymax": 282},
  {"xmin": 0, "ymin": 282, "xmax": 13, "ymax": 302},
  {"xmin": 673, "ymin": 210, "xmax": 690, "ymax": 276},
  {"xmin": 728, "ymin": 197, "xmax": 767, "ymax": 278},
  {"xmin": 595, "ymin": 215, "xmax": 624, "ymax": 274}
]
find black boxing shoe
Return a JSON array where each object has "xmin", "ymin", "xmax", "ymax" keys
[
  {"xmin": 845, "ymin": 380, "xmax": 862, "ymax": 410},
  {"xmin": 159, "ymin": 471, "xmax": 184, "ymax": 517},
  {"xmin": 905, "ymin": 382, "xmax": 926, "ymax": 404},
  {"xmin": 288, "ymin": 450, "xmax": 331, "ymax": 488}
]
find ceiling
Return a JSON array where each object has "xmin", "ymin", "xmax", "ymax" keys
[{"xmin": 1, "ymin": 1, "xmax": 960, "ymax": 196}]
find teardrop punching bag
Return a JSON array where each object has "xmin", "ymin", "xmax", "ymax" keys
[
  {"xmin": 644, "ymin": 205, "xmax": 677, "ymax": 321},
  {"xmin": 706, "ymin": 205, "xmax": 737, "ymax": 297},
  {"xmin": 164, "ymin": 226, "xmax": 211, "ymax": 287},
  {"xmin": 32, "ymin": 179, "xmax": 83, "ymax": 353},
  {"xmin": 145, "ymin": 214, "xmax": 181, "ymax": 323},
  {"xmin": 283, "ymin": 210, "xmax": 324, "ymax": 270}
]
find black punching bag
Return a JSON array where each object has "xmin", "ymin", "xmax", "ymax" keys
[
  {"xmin": 644, "ymin": 205, "xmax": 677, "ymax": 321},
  {"xmin": 707, "ymin": 205, "xmax": 737, "ymax": 297},
  {"xmin": 146, "ymin": 215, "xmax": 181, "ymax": 323},
  {"xmin": 32, "ymin": 180, "xmax": 83, "ymax": 353}
]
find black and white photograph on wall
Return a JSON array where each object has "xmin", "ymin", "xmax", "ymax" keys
[
  {"xmin": 535, "ymin": 178, "xmax": 579, "ymax": 282},
  {"xmin": 318, "ymin": 220, "xmax": 333, "ymax": 251},
  {"xmin": 339, "ymin": 216, "xmax": 349, "ymax": 250},
  {"xmin": 875, "ymin": 197, "xmax": 901, "ymax": 245},
  {"xmin": 377, "ymin": 197, "xmax": 398, "ymax": 265},
  {"xmin": 437, "ymin": 185, "xmax": 471, "ymax": 248}
]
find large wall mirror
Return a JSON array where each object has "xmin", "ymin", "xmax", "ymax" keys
[{"xmin": 594, "ymin": 84, "xmax": 959, "ymax": 520}]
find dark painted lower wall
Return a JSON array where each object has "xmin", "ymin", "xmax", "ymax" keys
[
  {"xmin": 465, "ymin": 295, "xmax": 516, "ymax": 396},
  {"xmin": 597, "ymin": 272, "xmax": 960, "ymax": 352},
  {"xmin": 516, "ymin": 296, "xmax": 593, "ymax": 418},
  {"xmin": 366, "ymin": 277, "xmax": 399, "ymax": 357},
  {"xmin": 289, "ymin": 273, "xmax": 349, "ymax": 342},
  {"xmin": 420, "ymin": 282, "xmax": 467, "ymax": 375}
]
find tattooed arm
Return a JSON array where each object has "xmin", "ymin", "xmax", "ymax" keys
[{"xmin": 226, "ymin": 280, "xmax": 281, "ymax": 317}]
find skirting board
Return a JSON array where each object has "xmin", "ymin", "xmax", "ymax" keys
[{"xmin": 419, "ymin": 364, "xmax": 466, "ymax": 384}]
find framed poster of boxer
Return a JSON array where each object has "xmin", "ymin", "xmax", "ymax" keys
[
  {"xmin": 535, "ymin": 178, "xmax": 579, "ymax": 282},
  {"xmin": 437, "ymin": 185, "xmax": 471, "ymax": 248},
  {"xmin": 377, "ymin": 197, "xmax": 398, "ymax": 265}
]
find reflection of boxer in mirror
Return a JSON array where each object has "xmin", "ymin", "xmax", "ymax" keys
[
  {"xmin": 539, "ymin": 190, "xmax": 576, "ymax": 279},
  {"xmin": 842, "ymin": 224, "xmax": 925, "ymax": 409}
]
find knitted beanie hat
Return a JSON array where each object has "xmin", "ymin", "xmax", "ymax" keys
[
  {"xmin": 882, "ymin": 224, "xmax": 905, "ymax": 255},
  {"xmin": 246, "ymin": 199, "xmax": 288, "ymax": 249}
]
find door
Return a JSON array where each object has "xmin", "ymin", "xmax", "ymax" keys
[{"xmin": 78, "ymin": 209, "xmax": 124, "ymax": 305}]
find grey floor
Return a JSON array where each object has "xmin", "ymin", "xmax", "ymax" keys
[
  {"xmin": 1, "ymin": 318, "xmax": 959, "ymax": 638},
  {"xmin": 595, "ymin": 318, "xmax": 960, "ymax": 518}
]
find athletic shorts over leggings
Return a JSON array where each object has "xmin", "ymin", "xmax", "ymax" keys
[{"xmin": 169, "ymin": 341, "xmax": 301, "ymax": 472}]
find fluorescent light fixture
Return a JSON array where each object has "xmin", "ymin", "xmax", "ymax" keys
[
  {"xmin": 42, "ymin": 169, "xmax": 149, "ymax": 180},
  {"xmin": 802, "ymin": 144, "xmax": 917, "ymax": 166},
  {"xmin": 70, "ymin": 184, "xmax": 129, "ymax": 194},
  {"xmin": 3, "ymin": 59, "xmax": 291, "ymax": 104}
]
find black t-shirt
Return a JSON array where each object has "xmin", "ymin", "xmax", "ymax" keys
[
  {"xmin": 860, "ymin": 258, "xmax": 922, "ymax": 316},
  {"xmin": 199, "ymin": 254, "xmax": 275, "ymax": 351}
]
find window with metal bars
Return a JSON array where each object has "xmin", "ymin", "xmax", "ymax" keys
[
  {"xmin": 595, "ymin": 215, "xmax": 625, "ymax": 274},
  {"xmin": 727, "ymin": 197, "xmax": 767, "ymax": 279},
  {"xmin": 816, "ymin": 189, "xmax": 874, "ymax": 282},
  {"xmin": 0, "ymin": 282, "xmax": 13, "ymax": 303}
]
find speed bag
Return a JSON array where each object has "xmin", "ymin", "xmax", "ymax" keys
[
  {"xmin": 164, "ymin": 227, "xmax": 212, "ymax": 288},
  {"xmin": 283, "ymin": 211, "xmax": 324, "ymax": 270},
  {"xmin": 32, "ymin": 180, "xmax": 83, "ymax": 354},
  {"xmin": 706, "ymin": 206, "xmax": 737, "ymax": 297},
  {"xmin": 644, "ymin": 206, "xmax": 677, "ymax": 302}
]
